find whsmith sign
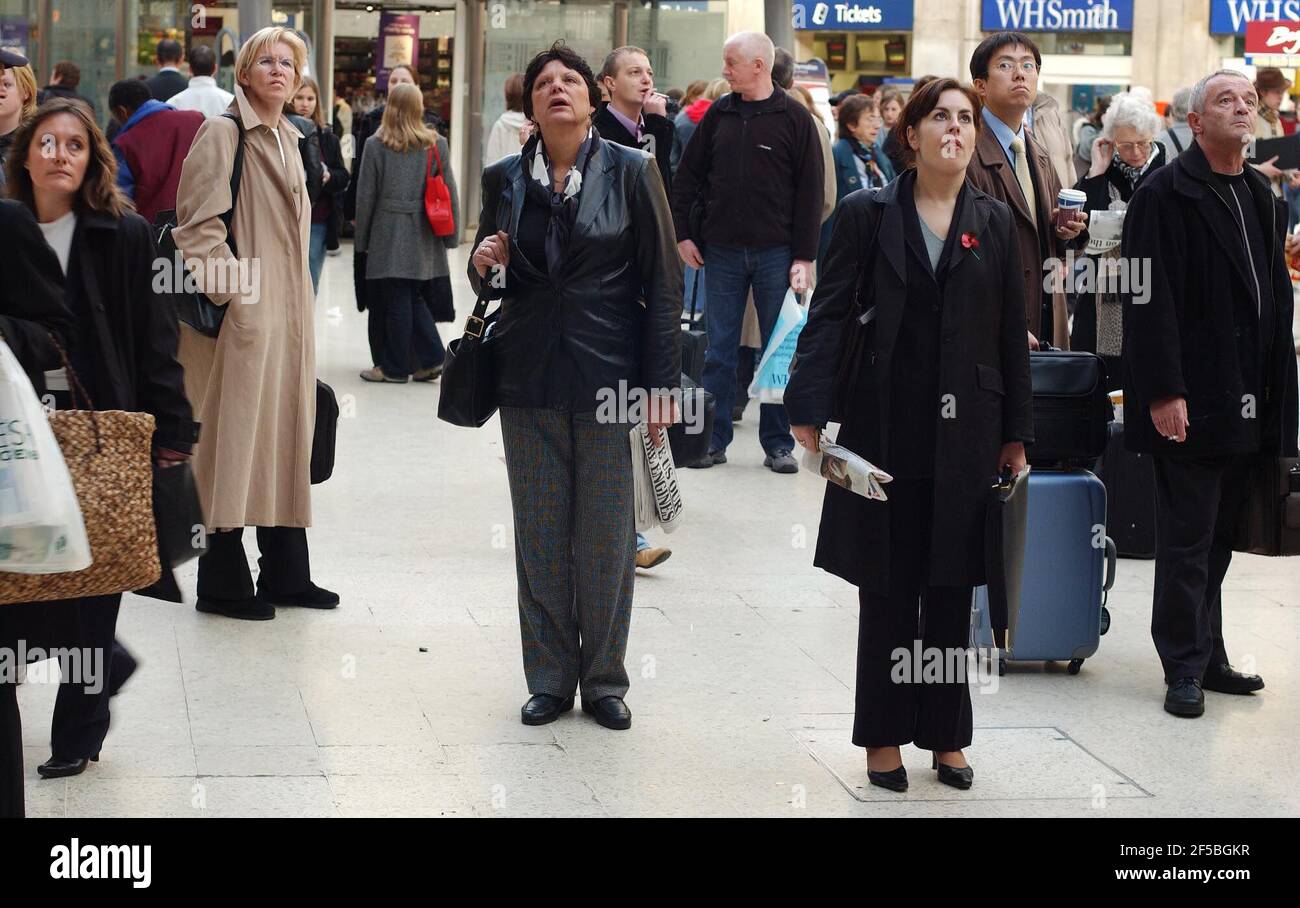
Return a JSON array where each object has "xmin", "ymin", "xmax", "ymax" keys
[
  {"xmin": 1212, "ymin": 1, "xmax": 1300, "ymax": 34},
  {"xmin": 792, "ymin": 0, "xmax": 915, "ymax": 31},
  {"xmin": 980, "ymin": 0, "xmax": 1133, "ymax": 32}
]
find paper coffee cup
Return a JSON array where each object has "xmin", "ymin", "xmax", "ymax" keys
[{"xmin": 1056, "ymin": 188, "xmax": 1087, "ymax": 230}]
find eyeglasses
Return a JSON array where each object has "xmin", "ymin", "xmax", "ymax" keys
[
  {"xmin": 993, "ymin": 60, "xmax": 1039, "ymax": 75},
  {"xmin": 255, "ymin": 56, "xmax": 296, "ymax": 73},
  {"xmin": 1115, "ymin": 141, "xmax": 1153, "ymax": 153}
]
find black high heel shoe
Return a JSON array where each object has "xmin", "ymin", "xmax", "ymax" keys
[
  {"xmin": 932, "ymin": 753, "xmax": 974, "ymax": 790},
  {"xmin": 867, "ymin": 765, "xmax": 909, "ymax": 792}
]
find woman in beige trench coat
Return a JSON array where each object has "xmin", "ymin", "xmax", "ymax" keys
[{"xmin": 173, "ymin": 26, "xmax": 337, "ymax": 620}]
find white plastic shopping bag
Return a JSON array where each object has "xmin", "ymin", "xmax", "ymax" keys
[
  {"xmin": 629, "ymin": 424, "xmax": 683, "ymax": 534},
  {"xmin": 748, "ymin": 288, "xmax": 807, "ymax": 405},
  {"xmin": 0, "ymin": 340, "xmax": 92, "ymax": 574}
]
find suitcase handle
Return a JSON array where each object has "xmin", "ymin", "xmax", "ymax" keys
[{"xmin": 1103, "ymin": 536, "xmax": 1117, "ymax": 592}]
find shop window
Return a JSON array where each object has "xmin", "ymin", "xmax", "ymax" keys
[{"xmin": 1029, "ymin": 30, "xmax": 1130, "ymax": 56}]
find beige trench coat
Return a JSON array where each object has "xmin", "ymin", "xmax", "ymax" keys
[{"xmin": 172, "ymin": 86, "xmax": 315, "ymax": 530}]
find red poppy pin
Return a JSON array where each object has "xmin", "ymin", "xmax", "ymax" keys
[{"xmin": 961, "ymin": 231, "xmax": 981, "ymax": 259}]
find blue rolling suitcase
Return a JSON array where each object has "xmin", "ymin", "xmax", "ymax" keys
[{"xmin": 972, "ymin": 470, "xmax": 1117, "ymax": 675}]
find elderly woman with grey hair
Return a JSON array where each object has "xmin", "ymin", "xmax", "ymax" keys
[{"xmin": 1069, "ymin": 90, "xmax": 1166, "ymax": 386}]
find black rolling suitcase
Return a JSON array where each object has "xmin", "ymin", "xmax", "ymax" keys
[
  {"xmin": 667, "ymin": 374, "xmax": 715, "ymax": 467},
  {"xmin": 1099, "ymin": 421, "xmax": 1156, "ymax": 559},
  {"xmin": 680, "ymin": 267, "xmax": 707, "ymax": 383}
]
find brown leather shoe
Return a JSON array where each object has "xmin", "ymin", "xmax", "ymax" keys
[{"xmin": 635, "ymin": 547, "xmax": 671, "ymax": 569}]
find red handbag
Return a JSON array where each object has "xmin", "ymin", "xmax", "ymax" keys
[{"xmin": 424, "ymin": 142, "xmax": 455, "ymax": 237}]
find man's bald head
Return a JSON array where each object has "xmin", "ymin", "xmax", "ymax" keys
[
  {"xmin": 722, "ymin": 31, "xmax": 775, "ymax": 99},
  {"xmin": 724, "ymin": 32, "xmax": 775, "ymax": 72}
]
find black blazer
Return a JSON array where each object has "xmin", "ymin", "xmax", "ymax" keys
[
  {"xmin": 593, "ymin": 102, "xmax": 674, "ymax": 200},
  {"xmin": 468, "ymin": 136, "xmax": 683, "ymax": 410},
  {"xmin": 0, "ymin": 201, "xmax": 73, "ymax": 389},
  {"xmin": 64, "ymin": 210, "xmax": 197, "ymax": 454},
  {"xmin": 785, "ymin": 171, "xmax": 1033, "ymax": 593},
  {"xmin": 1121, "ymin": 139, "xmax": 1299, "ymax": 457},
  {"xmin": 146, "ymin": 69, "xmax": 189, "ymax": 103}
]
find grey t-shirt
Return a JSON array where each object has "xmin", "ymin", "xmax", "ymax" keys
[{"xmin": 919, "ymin": 216, "xmax": 945, "ymax": 272}]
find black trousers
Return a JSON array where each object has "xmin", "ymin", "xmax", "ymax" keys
[
  {"xmin": 196, "ymin": 526, "xmax": 311, "ymax": 601},
  {"xmin": 1151, "ymin": 454, "xmax": 1255, "ymax": 683},
  {"xmin": 47, "ymin": 595, "xmax": 133, "ymax": 761},
  {"xmin": 0, "ymin": 678, "xmax": 20, "ymax": 818},
  {"xmin": 853, "ymin": 478, "xmax": 974, "ymax": 751}
]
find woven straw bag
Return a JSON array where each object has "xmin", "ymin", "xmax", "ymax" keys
[{"xmin": 0, "ymin": 355, "xmax": 160, "ymax": 605}]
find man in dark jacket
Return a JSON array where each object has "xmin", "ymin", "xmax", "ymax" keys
[
  {"xmin": 108, "ymin": 79, "xmax": 203, "ymax": 224},
  {"xmin": 1121, "ymin": 69, "xmax": 1299, "ymax": 718},
  {"xmin": 38, "ymin": 61, "xmax": 96, "ymax": 112},
  {"xmin": 966, "ymin": 32, "xmax": 1086, "ymax": 350},
  {"xmin": 145, "ymin": 38, "xmax": 188, "ymax": 102},
  {"xmin": 671, "ymin": 31, "xmax": 824, "ymax": 473},
  {"xmin": 593, "ymin": 45, "xmax": 674, "ymax": 199}
]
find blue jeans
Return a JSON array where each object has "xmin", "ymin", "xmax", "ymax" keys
[
  {"xmin": 702, "ymin": 244, "xmax": 794, "ymax": 454},
  {"xmin": 636, "ymin": 532, "xmax": 649, "ymax": 552},
  {"xmin": 308, "ymin": 222, "xmax": 327, "ymax": 295},
  {"xmin": 379, "ymin": 278, "xmax": 442, "ymax": 377}
]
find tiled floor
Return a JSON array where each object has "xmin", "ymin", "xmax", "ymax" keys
[{"xmin": 15, "ymin": 246, "xmax": 1300, "ymax": 817}]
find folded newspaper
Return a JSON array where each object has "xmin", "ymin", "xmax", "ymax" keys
[{"xmin": 801, "ymin": 441, "xmax": 893, "ymax": 501}]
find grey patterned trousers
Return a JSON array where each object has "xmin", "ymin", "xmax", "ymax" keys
[{"xmin": 499, "ymin": 407, "xmax": 636, "ymax": 702}]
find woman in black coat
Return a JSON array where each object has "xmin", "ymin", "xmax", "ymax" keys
[
  {"xmin": 468, "ymin": 43, "xmax": 681, "ymax": 732},
  {"xmin": 1069, "ymin": 92, "xmax": 1166, "ymax": 388},
  {"xmin": 786, "ymin": 79, "xmax": 1033, "ymax": 793},
  {"xmin": 3, "ymin": 98, "xmax": 197, "ymax": 781},
  {"xmin": 0, "ymin": 198, "xmax": 74, "ymax": 819}
]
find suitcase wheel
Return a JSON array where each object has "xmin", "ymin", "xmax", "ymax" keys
[
  {"xmin": 1100, "ymin": 606, "xmax": 1111, "ymax": 636},
  {"xmin": 1067, "ymin": 659, "xmax": 1084, "ymax": 675}
]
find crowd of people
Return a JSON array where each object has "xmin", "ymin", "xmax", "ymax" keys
[{"xmin": 0, "ymin": 22, "xmax": 1296, "ymax": 817}]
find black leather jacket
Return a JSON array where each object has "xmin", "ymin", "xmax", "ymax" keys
[{"xmin": 468, "ymin": 136, "xmax": 683, "ymax": 410}]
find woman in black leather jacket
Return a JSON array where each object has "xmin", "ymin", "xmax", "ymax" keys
[{"xmin": 468, "ymin": 41, "xmax": 681, "ymax": 732}]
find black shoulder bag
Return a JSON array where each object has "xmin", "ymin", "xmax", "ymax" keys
[
  {"xmin": 154, "ymin": 112, "xmax": 246, "ymax": 338},
  {"xmin": 437, "ymin": 290, "xmax": 499, "ymax": 428}
]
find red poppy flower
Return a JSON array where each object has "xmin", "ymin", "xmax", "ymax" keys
[{"xmin": 961, "ymin": 232, "xmax": 979, "ymax": 250}]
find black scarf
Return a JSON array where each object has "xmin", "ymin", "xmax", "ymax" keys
[
  {"xmin": 522, "ymin": 128, "xmax": 596, "ymax": 275},
  {"xmin": 849, "ymin": 137, "xmax": 884, "ymax": 189}
]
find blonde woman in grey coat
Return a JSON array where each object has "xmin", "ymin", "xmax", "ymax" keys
[{"xmin": 355, "ymin": 82, "xmax": 459, "ymax": 382}]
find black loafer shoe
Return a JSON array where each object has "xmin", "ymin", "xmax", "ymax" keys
[
  {"xmin": 196, "ymin": 596, "xmax": 275, "ymax": 621},
  {"xmin": 1202, "ymin": 663, "xmax": 1265, "ymax": 695},
  {"xmin": 582, "ymin": 696, "xmax": 632, "ymax": 730},
  {"xmin": 867, "ymin": 765, "xmax": 908, "ymax": 792},
  {"xmin": 932, "ymin": 754, "xmax": 974, "ymax": 790},
  {"xmin": 520, "ymin": 694, "xmax": 574, "ymax": 726},
  {"xmin": 37, "ymin": 755, "xmax": 96, "ymax": 779},
  {"xmin": 1164, "ymin": 677, "xmax": 1205, "ymax": 717},
  {"xmin": 257, "ymin": 583, "xmax": 340, "ymax": 610}
]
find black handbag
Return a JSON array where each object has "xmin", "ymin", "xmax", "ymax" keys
[
  {"xmin": 311, "ymin": 379, "xmax": 338, "ymax": 484},
  {"xmin": 1027, "ymin": 347, "xmax": 1112, "ymax": 466},
  {"xmin": 1233, "ymin": 456, "xmax": 1300, "ymax": 556},
  {"xmin": 667, "ymin": 373, "xmax": 715, "ymax": 467},
  {"xmin": 154, "ymin": 112, "xmax": 246, "ymax": 338},
  {"xmin": 134, "ymin": 462, "xmax": 208, "ymax": 603},
  {"xmin": 437, "ymin": 291, "xmax": 499, "ymax": 428}
]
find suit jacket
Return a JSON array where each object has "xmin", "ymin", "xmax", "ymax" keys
[
  {"xmin": 785, "ymin": 171, "xmax": 1034, "ymax": 593},
  {"xmin": 965, "ymin": 122, "xmax": 1071, "ymax": 349},
  {"xmin": 146, "ymin": 69, "xmax": 189, "ymax": 103},
  {"xmin": 593, "ymin": 102, "xmax": 675, "ymax": 201}
]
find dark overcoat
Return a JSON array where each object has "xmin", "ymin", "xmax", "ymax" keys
[{"xmin": 785, "ymin": 172, "xmax": 1034, "ymax": 594}]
